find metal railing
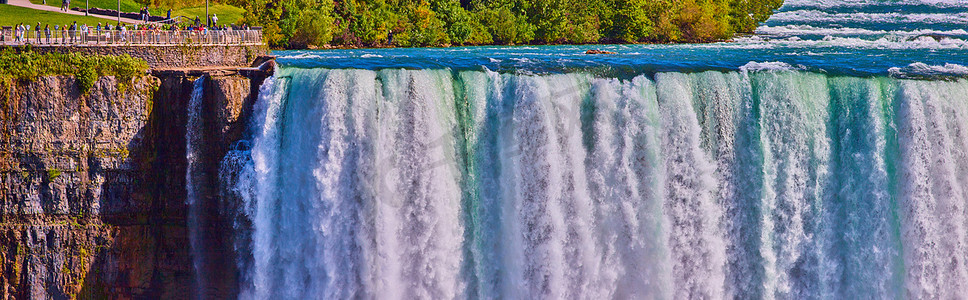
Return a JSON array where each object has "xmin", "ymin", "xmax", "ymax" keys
[{"xmin": 0, "ymin": 29, "xmax": 263, "ymax": 46}]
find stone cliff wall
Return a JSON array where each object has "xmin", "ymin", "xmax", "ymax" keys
[
  {"xmin": 17, "ymin": 45, "xmax": 269, "ymax": 69},
  {"xmin": 0, "ymin": 72, "xmax": 263, "ymax": 299}
]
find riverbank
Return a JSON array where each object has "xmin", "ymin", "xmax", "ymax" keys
[{"xmin": 294, "ymin": 37, "xmax": 741, "ymax": 51}]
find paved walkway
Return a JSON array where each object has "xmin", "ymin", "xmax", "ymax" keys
[{"xmin": 6, "ymin": 0, "xmax": 145, "ymax": 24}]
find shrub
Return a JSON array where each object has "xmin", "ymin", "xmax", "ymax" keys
[{"xmin": 0, "ymin": 48, "xmax": 149, "ymax": 94}]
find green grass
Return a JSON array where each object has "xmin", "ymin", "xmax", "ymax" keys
[
  {"xmin": 0, "ymin": 4, "xmax": 121, "ymax": 26},
  {"xmin": 171, "ymin": 5, "xmax": 243, "ymax": 25},
  {"xmin": 28, "ymin": 0, "xmax": 244, "ymax": 25},
  {"xmin": 30, "ymin": 0, "xmax": 145, "ymax": 15}
]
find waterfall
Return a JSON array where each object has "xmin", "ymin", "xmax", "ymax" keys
[
  {"xmin": 185, "ymin": 76, "xmax": 206, "ymax": 299},
  {"xmin": 222, "ymin": 68, "xmax": 968, "ymax": 299}
]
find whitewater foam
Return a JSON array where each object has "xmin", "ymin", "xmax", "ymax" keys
[
  {"xmin": 221, "ymin": 60, "xmax": 968, "ymax": 300},
  {"xmin": 889, "ymin": 63, "xmax": 968, "ymax": 77},
  {"xmin": 740, "ymin": 61, "xmax": 802, "ymax": 71}
]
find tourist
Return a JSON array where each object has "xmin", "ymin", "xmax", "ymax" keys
[
  {"xmin": 212, "ymin": 14, "xmax": 218, "ymax": 26},
  {"xmin": 167, "ymin": 9, "xmax": 172, "ymax": 21},
  {"xmin": 69, "ymin": 22, "xmax": 77, "ymax": 43},
  {"xmin": 35, "ymin": 23, "xmax": 41, "ymax": 44},
  {"xmin": 61, "ymin": 25, "xmax": 67, "ymax": 44},
  {"xmin": 166, "ymin": 24, "xmax": 174, "ymax": 43},
  {"xmin": 44, "ymin": 25, "xmax": 51, "ymax": 44}
]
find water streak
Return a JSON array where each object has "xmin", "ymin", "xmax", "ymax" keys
[{"xmin": 186, "ymin": 76, "xmax": 206, "ymax": 299}]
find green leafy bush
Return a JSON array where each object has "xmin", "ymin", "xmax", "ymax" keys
[{"xmin": 0, "ymin": 48, "xmax": 149, "ymax": 94}]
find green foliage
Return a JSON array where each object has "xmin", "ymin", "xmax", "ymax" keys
[
  {"xmin": 394, "ymin": 1, "xmax": 449, "ymax": 46},
  {"xmin": 47, "ymin": 169, "xmax": 61, "ymax": 181},
  {"xmin": 0, "ymin": 49, "xmax": 149, "ymax": 94},
  {"xmin": 241, "ymin": 0, "xmax": 783, "ymax": 48},
  {"xmin": 476, "ymin": 5, "xmax": 534, "ymax": 45}
]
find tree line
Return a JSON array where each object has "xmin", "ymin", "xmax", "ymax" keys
[{"xmin": 239, "ymin": 0, "xmax": 783, "ymax": 48}]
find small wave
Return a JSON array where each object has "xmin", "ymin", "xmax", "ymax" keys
[
  {"xmin": 733, "ymin": 34, "xmax": 968, "ymax": 50},
  {"xmin": 769, "ymin": 10, "xmax": 968, "ymax": 25},
  {"xmin": 756, "ymin": 25, "xmax": 968, "ymax": 37},
  {"xmin": 889, "ymin": 62, "xmax": 968, "ymax": 78},
  {"xmin": 360, "ymin": 54, "xmax": 384, "ymax": 58},
  {"xmin": 782, "ymin": 0, "xmax": 968, "ymax": 9},
  {"xmin": 740, "ymin": 61, "xmax": 802, "ymax": 71},
  {"xmin": 283, "ymin": 53, "xmax": 327, "ymax": 59}
]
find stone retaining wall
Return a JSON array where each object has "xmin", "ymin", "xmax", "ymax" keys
[{"xmin": 14, "ymin": 44, "xmax": 268, "ymax": 69}]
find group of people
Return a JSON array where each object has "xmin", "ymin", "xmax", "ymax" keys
[
  {"xmin": 6, "ymin": 21, "xmax": 132, "ymax": 44},
  {"xmin": 139, "ymin": 7, "xmax": 152, "ymax": 23},
  {"xmin": 10, "ymin": 22, "xmax": 74, "ymax": 44},
  {"xmin": 59, "ymin": 0, "xmax": 71, "ymax": 11},
  {"xmin": 5, "ymin": 3, "xmax": 253, "ymax": 45}
]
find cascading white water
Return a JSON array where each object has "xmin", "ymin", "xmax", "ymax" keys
[
  {"xmin": 654, "ymin": 72, "xmax": 727, "ymax": 299},
  {"xmin": 221, "ymin": 68, "xmax": 968, "ymax": 299},
  {"xmin": 896, "ymin": 79, "xmax": 968, "ymax": 298},
  {"xmin": 185, "ymin": 76, "xmax": 206, "ymax": 299}
]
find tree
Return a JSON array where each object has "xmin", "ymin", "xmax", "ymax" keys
[{"xmin": 240, "ymin": 0, "xmax": 784, "ymax": 48}]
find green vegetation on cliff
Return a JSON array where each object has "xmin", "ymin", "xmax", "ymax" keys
[
  {"xmin": 241, "ymin": 0, "xmax": 784, "ymax": 48},
  {"xmin": 0, "ymin": 48, "xmax": 148, "ymax": 93}
]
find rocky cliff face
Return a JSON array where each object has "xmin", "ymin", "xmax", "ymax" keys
[{"xmin": 0, "ymin": 73, "xmax": 261, "ymax": 299}]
